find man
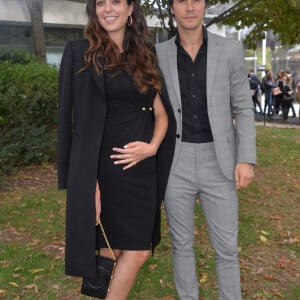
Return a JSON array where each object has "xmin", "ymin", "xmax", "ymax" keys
[
  {"xmin": 249, "ymin": 68, "xmax": 261, "ymax": 88},
  {"xmin": 248, "ymin": 73, "xmax": 262, "ymax": 114},
  {"xmin": 156, "ymin": 0, "xmax": 256, "ymax": 299}
]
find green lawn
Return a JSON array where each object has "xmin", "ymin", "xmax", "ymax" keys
[{"xmin": 0, "ymin": 126, "xmax": 299, "ymax": 299}]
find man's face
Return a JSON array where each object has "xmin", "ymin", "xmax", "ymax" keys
[{"xmin": 171, "ymin": 0, "xmax": 206, "ymax": 32}]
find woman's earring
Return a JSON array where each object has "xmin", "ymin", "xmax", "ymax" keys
[{"xmin": 127, "ymin": 15, "xmax": 133, "ymax": 27}]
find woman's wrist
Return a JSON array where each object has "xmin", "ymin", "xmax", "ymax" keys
[{"xmin": 148, "ymin": 142, "xmax": 159, "ymax": 156}]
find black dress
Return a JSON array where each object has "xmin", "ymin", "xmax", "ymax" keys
[{"xmin": 98, "ymin": 68, "xmax": 157, "ymax": 250}]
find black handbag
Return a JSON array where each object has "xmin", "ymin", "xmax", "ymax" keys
[{"xmin": 81, "ymin": 219, "xmax": 117, "ymax": 299}]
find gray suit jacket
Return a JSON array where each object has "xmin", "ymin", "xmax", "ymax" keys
[{"xmin": 156, "ymin": 31, "xmax": 257, "ymax": 180}]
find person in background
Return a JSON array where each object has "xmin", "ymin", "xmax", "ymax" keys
[
  {"xmin": 248, "ymin": 73, "xmax": 262, "ymax": 114},
  {"xmin": 249, "ymin": 68, "xmax": 261, "ymax": 86},
  {"xmin": 291, "ymin": 71, "xmax": 299, "ymax": 102},
  {"xmin": 57, "ymin": 0, "xmax": 175, "ymax": 299},
  {"xmin": 156, "ymin": 0, "xmax": 256, "ymax": 299},
  {"xmin": 274, "ymin": 70, "xmax": 284, "ymax": 116},
  {"xmin": 297, "ymin": 79, "xmax": 300, "ymax": 123},
  {"xmin": 260, "ymin": 69, "xmax": 270, "ymax": 96},
  {"xmin": 285, "ymin": 71, "xmax": 297, "ymax": 118},
  {"xmin": 263, "ymin": 71, "xmax": 276, "ymax": 120},
  {"xmin": 282, "ymin": 75, "xmax": 293, "ymax": 121}
]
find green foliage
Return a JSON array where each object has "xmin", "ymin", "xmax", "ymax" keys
[
  {"xmin": 144, "ymin": 0, "xmax": 300, "ymax": 48},
  {"xmin": 0, "ymin": 61, "xmax": 58, "ymax": 177},
  {"xmin": 207, "ymin": 0, "xmax": 300, "ymax": 48},
  {"xmin": 0, "ymin": 47, "xmax": 36, "ymax": 64}
]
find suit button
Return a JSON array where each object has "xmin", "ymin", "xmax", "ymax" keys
[
  {"xmin": 177, "ymin": 108, "xmax": 181, "ymax": 113},
  {"xmin": 176, "ymin": 134, "xmax": 180, "ymax": 138}
]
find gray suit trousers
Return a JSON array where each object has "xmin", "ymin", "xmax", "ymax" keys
[{"xmin": 164, "ymin": 142, "xmax": 242, "ymax": 300}]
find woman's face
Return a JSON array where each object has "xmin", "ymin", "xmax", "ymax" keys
[{"xmin": 96, "ymin": 0, "xmax": 133, "ymax": 41}]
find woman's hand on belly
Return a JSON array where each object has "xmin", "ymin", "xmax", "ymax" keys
[{"xmin": 110, "ymin": 141, "xmax": 157, "ymax": 170}]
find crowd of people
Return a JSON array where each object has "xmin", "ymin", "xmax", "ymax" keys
[{"xmin": 248, "ymin": 69, "xmax": 300, "ymax": 122}]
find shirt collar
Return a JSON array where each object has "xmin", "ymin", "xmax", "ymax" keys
[{"xmin": 175, "ymin": 26, "xmax": 208, "ymax": 48}]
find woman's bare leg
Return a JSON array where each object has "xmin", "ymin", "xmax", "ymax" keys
[{"xmin": 102, "ymin": 249, "xmax": 150, "ymax": 300}]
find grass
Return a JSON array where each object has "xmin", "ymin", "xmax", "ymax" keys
[{"xmin": 0, "ymin": 126, "xmax": 299, "ymax": 300}]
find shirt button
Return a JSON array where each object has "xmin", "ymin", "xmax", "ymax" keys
[
  {"xmin": 178, "ymin": 108, "xmax": 181, "ymax": 113},
  {"xmin": 193, "ymin": 115, "xmax": 198, "ymax": 119},
  {"xmin": 192, "ymin": 94, "xmax": 196, "ymax": 99},
  {"xmin": 192, "ymin": 73, "xmax": 195, "ymax": 77},
  {"xmin": 176, "ymin": 134, "xmax": 180, "ymax": 138}
]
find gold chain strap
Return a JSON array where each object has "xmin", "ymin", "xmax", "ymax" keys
[{"xmin": 97, "ymin": 219, "xmax": 116, "ymax": 261}]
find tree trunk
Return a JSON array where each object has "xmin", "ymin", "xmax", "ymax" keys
[{"xmin": 26, "ymin": 0, "xmax": 47, "ymax": 64}]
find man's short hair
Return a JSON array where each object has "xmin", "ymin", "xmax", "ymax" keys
[{"xmin": 168, "ymin": 0, "xmax": 209, "ymax": 7}]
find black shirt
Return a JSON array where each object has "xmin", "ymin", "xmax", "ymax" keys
[{"xmin": 176, "ymin": 28, "xmax": 213, "ymax": 143}]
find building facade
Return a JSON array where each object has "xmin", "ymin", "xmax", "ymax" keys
[{"xmin": 0, "ymin": 0, "xmax": 224, "ymax": 65}]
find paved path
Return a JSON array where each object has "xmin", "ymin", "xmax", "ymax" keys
[
  {"xmin": 255, "ymin": 96, "xmax": 300, "ymax": 129},
  {"xmin": 254, "ymin": 112, "xmax": 300, "ymax": 129}
]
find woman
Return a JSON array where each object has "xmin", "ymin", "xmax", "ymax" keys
[
  {"xmin": 57, "ymin": 0, "xmax": 176, "ymax": 298},
  {"xmin": 263, "ymin": 71, "xmax": 276, "ymax": 120},
  {"xmin": 274, "ymin": 70, "xmax": 284, "ymax": 115},
  {"xmin": 282, "ymin": 75, "xmax": 293, "ymax": 121}
]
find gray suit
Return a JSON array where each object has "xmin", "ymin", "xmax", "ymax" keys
[{"xmin": 156, "ymin": 31, "xmax": 256, "ymax": 300}]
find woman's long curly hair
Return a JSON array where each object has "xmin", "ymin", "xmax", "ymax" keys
[{"xmin": 84, "ymin": 0, "xmax": 161, "ymax": 94}]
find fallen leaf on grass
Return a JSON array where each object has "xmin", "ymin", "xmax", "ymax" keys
[
  {"xmin": 8, "ymin": 282, "xmax": 19, "ymax": 287},
  {"xmin": 268, "ymin": 215, "xmax": 282, "ymax": 220},
  {"xmin": 262, "ymin": 274, "xmax": 276, "ymax": 281},
  {"xmin": 34, "ymin": 275, "xmax": 47, "ymax": 281},
  {"xmin": 24, "ymin": 283, "xmax": 39, "ymax": 294},
  {"xmin": 261, "ymin": 230, "xmax": 270, "ymax": 235},
  {"xmin": 0, "ymin": 289, "xmax": 7, "ymax": 297},
  {"xmin": 273, "ymin": 291, "xmax": 284, "ymax": 297},
  {"xmin": 1, "ymin": 260, "xmax": 11, "ymax": 267},
  {"xmin": 275, "ymin": 255, "xmax": 291, "ymax": 269},
  {"xmin": 199, "ymin": 273, "xmax": 208, "ymax": 283},
  {"xmin": 29, "ymin": 268, "xmax": 45, "ymax": 274},
  {"xmin": 282, "ymin": 237, "xmax": 299, "ymax": 244},
  {"xmin": 159, "ymin": 279, "xmax": 164, "ymax": 287},
  {"xmin": 149, "ymin": 264, "xmax": 157, "ymax": 271},
  {"xmin": 259, "ymin": 235, "xmax": 267, "ymax": 243}
]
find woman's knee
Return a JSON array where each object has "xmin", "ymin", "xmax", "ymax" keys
[{"xmin": 123, "ymin": 250, "xmax": 150, "ymax": 267}]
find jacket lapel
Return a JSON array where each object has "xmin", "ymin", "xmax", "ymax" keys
[
  {"xmin": 77, "ymin": 39, "xmax": 106, "ymax": 99},
  {"xmin": 167, "ymin": 37, "xmax": 182, "ymax": 107},
  {"xmin": 88, "ymin": 62, "xmax": 106, "ymax": 99},
  {"xmin": 206, "ymin": 32, "xmax": 220, "ymax": 105}
]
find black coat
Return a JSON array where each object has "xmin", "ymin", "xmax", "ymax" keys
[{"xmin": 57, "ymin": 39, "xmax": 176, "ymax": 278}]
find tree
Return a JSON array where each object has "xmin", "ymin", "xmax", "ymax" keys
[
  {"xmin": 53, "ymin": 0, "xmax": 300, "ymax": 48},
  {"xmin": 206, "ymin": 0, "xmax": 300, "ymax": 48},
  {"xmin": 26, "ymin": 0, "xmax": 46, "ymax": 64},
  {"xmin": 146, "ymin": 0, "xmax": 300, "ymax": 48}
]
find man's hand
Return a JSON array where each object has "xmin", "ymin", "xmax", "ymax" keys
[{"xmin": 235, "ymin": 163, "xmax": 255, "ymax": 189}]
